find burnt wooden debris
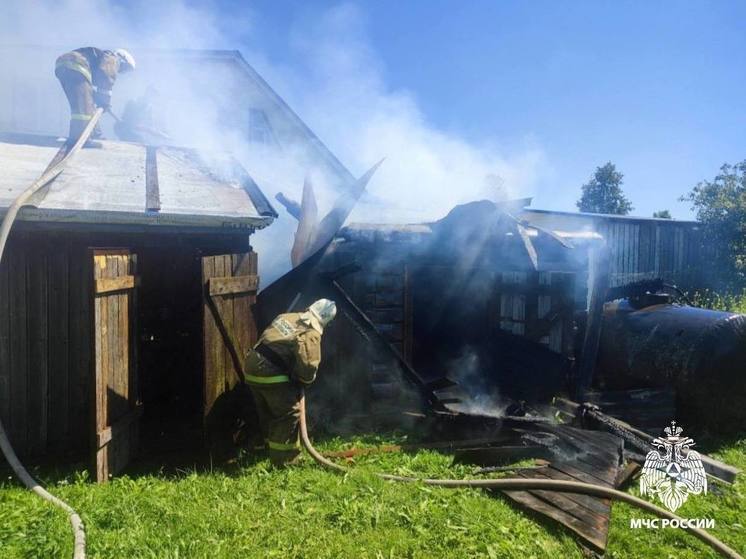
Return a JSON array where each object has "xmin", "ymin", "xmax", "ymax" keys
[
  {"xmin": 448, "ymin": 422, "xmax": 624, "ymax": 554},
  {"xmin": 554, "ymin": 398, "xmax": 740, "ymax": 483},
  {"xmin": 501, "ymin": 457, "xmax": 617, "ymax": 554},
  {"xmin": 583, "ymin": 388, "xmax": 676, "ymax": 435}
]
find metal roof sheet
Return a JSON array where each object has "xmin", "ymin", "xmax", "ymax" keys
[
  {"xmin": 521, "ymin": 207, "xmax": 698, "ymax": 225},
  {"xmin": 0, "ymin": 135, "xmax": 276, "ymax": 230}
]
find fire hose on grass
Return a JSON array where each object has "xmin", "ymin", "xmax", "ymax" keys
[
  {"xmin": 0, "ymin": 108, "xmax": 103, "ymax": 559},
  {"xmin": 298, "ymin": 391, "xmax": 742, "ymax": 559}
]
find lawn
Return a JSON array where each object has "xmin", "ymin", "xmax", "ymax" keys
[{"xmin": 0, "ymin": 432, "xmax": 744, "ymax": 559}]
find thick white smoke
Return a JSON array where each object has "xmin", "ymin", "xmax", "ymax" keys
[
  {"xmin": 253, "ymin": 4, "xmax": 545, "ymax": 223},
  {"xmin": 0, "ymin": 0, "xmax": 545, "ymax": 281}
]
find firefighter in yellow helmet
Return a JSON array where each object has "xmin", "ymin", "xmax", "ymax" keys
[
  {"xmin": 244, "ymin": 299, "xmax": 337, "ymax": 465},
  {"xmin": 55, "ymin": 47, "xmax": 136, "ymax": 143}
]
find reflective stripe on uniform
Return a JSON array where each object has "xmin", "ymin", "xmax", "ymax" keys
[
  {"xmin": 71, "ymin": 113, "xmax": 93, "ymax": 121},
  {"xmin": 56, "ymin": 60, "xmax": 92, "ymax": 83},
  {"xmin": 267, "ymin": 440, "xmax": 299, "ymax": 451},
  {"xmin": 245, "ymin": 373, "xmax": 290, "ymax": 384}
]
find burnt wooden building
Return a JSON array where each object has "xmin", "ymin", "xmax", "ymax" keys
[
  {"xmin": 0, "ymin": 134, "xmax": 276, "ymax": 480},
  {"xmin": 314, "ymin": 201, "xmax": 599, "ymax": 423}
]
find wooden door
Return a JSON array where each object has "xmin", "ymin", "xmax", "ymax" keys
[
  {"xmin": 201, "ymin": 252, "xmax": 259, "ymax": 422},
  {"xmin": 91, "ymin": 249, "xmax": 141, "ymax": 482}
]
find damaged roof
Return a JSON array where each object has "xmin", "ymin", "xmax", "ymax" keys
[{"xmin": 0, "ymin": 133, "xmax": 277, "ymax": 230}]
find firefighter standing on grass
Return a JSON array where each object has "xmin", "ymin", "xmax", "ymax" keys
[
  {"xmin": 55, "ymin": 47, "xmax": 136, "ymax": 143},
  {"xmin": 244, "ymin": 299, "xmax": 337, "ymax": 465}
]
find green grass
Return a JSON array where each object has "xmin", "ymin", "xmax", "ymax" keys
[{"xmin": 0, "ymin": 434, "xmax": 744, "ymax": 559}]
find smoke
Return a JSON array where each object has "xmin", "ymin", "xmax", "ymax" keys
[
  {"xmin": 442, "ymin": 347, "xmax": 508, "ymax": 418},
  {"xmin": 257, "ymin": 4, "xmax": 545, "ymax": 223},
  {"xmin": 0, "ymin": 0, "xmax": 545, "ymax": 283}
]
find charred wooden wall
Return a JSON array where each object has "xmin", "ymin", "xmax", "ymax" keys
[
  {"xmin": 309, "ymin": 241, "xmax": 424, "ymax": 429},
  {"xmin": 320, "ymin": 226, "xmax": 579, "ymax": 415},
  {"xmin": 494, "ymin": 271, "xmax": 575, "ymax": 355}
]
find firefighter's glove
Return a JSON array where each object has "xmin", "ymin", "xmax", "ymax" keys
[{"xmin": 94, "ymin": 89, "xmax": 112, "ymax": 109}]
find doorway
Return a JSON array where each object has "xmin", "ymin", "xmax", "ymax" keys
[{"xmin": 137, "ymin": 246, "xmax": 204, "ymax": 456}]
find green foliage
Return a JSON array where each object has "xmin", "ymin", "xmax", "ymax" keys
[
  {"xmin": 577, "ymin": 162, "xmax": 633, "ymax": 215},
  {"xmin": 690, "ymin": 288, "xmax": 746, "ymax": 314},
  {"xmin": 682, "ymin": 161, "xmax": 746, "ymax": 289},
  {"xmin": 0, "ymin": 434, "xmax": 744, "ymax": 558},
  {"xmin": 652, "ymin": 209, "xmax": 672, "ymax": 219}
]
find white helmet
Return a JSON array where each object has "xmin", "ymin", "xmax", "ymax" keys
[
  {"xmin": 308, "ymin": 299, "xmax": 337, "ymax": 329},
  {"xmin": 114, "ymin": 48, "xmax": 136, "ymax": 72}
]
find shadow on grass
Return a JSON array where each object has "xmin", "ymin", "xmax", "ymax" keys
[{"xmin": 690, "ymin": 429, "xmax": 746, "ymax": 455}]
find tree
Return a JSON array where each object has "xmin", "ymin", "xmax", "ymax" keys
[
  {"xmin": 653, "ymin": 210, "xmax": 672, "ymax": 219},
  {"xmin": 576, "ymin": 162, "xmax": 633, "ymax": 215},
  {"xmin": 682, "ymin": 160, "xmax": 746, "ymax": 289}
]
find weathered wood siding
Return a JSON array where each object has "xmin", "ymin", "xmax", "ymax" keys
[
  {"xmin": 522, "ymin": 211, "xmax": 706, "ymax": 291},
  {"xmin": 0, "ymin": 227, "xmax": 253, "ymax": 459},
  {"xmin": 202, "ymin": 251, "xmax": 259, "ymax": 420},
  {"xmin": 596, "ymin": 220, "xmax": 703, "ymax": 288},
  {"xmin": 92, "ymin": 249, "xmax": 140, "ymax": 482},
  {"xmin": 0, "ymin": 233, "xmax": 93, "ymax": 457}
]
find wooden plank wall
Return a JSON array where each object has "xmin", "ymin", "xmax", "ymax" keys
[
  {"xmin": 92, "ymin": 250, "xmax": 138, "ymax": 480},
  {"xmin": 322, "ymin": 242, "xmax": 426, "ymax": 417},
  {"xmin": 497, "ymin": 271, "xmax": 575, "ymax": 355},
  {"xmin": 351, "ymin": 257, "xmax": 411, "ymax": 412},
  {"xmin": 201, "ymin": 251, "xmax": 258, "ymax": 420},
  {"xmin": 0, "ymin": 227, "xmax": 252, "ymax": 460},
  {"xmin": 0, "ymin": 234, "xmax": 92, "ymax": 457},
  {"xmin": 359, "ymin": 264, "xmax": 409, "ymax": 359},
  {"xmin": 597, "ymin": 220, "xmax": 703, "ymax": 289}
]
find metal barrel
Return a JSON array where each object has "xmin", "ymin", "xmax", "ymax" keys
[{"xmin": 596, "ymin": 301, "xmax": 746, "ymax": 431}]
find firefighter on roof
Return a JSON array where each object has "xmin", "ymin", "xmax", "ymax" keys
[
  {"xmin": 244, "ymin": 299, "xmax": 337, "ymax": 466},
  {"xmin": 55, "ymin": 47, "xmax": 136, "ymax": 143}
]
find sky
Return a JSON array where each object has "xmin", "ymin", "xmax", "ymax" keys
[
  {"xmin": 3, "ymin": 0, "xmax": 743, "ymax": 223},
  {"xmin": 217, "ymin": 0, "xmax": 745, "ymax": 220}
]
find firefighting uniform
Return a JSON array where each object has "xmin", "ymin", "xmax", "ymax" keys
[
  {"xmin": 55, "ymin": 48, "xmax": 122, "ymax": 141},
  {"xmin": 244, "ymin": 312, "xmax": 322, "ymax": 464}
]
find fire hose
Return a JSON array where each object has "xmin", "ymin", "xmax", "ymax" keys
[
  {"xmin": 299, "ymin": 392, "xmax": 742, "ymax": 559},
  {"xmin": 0, "ymin": 108, "xmax": 104, "ymax": 559}
]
